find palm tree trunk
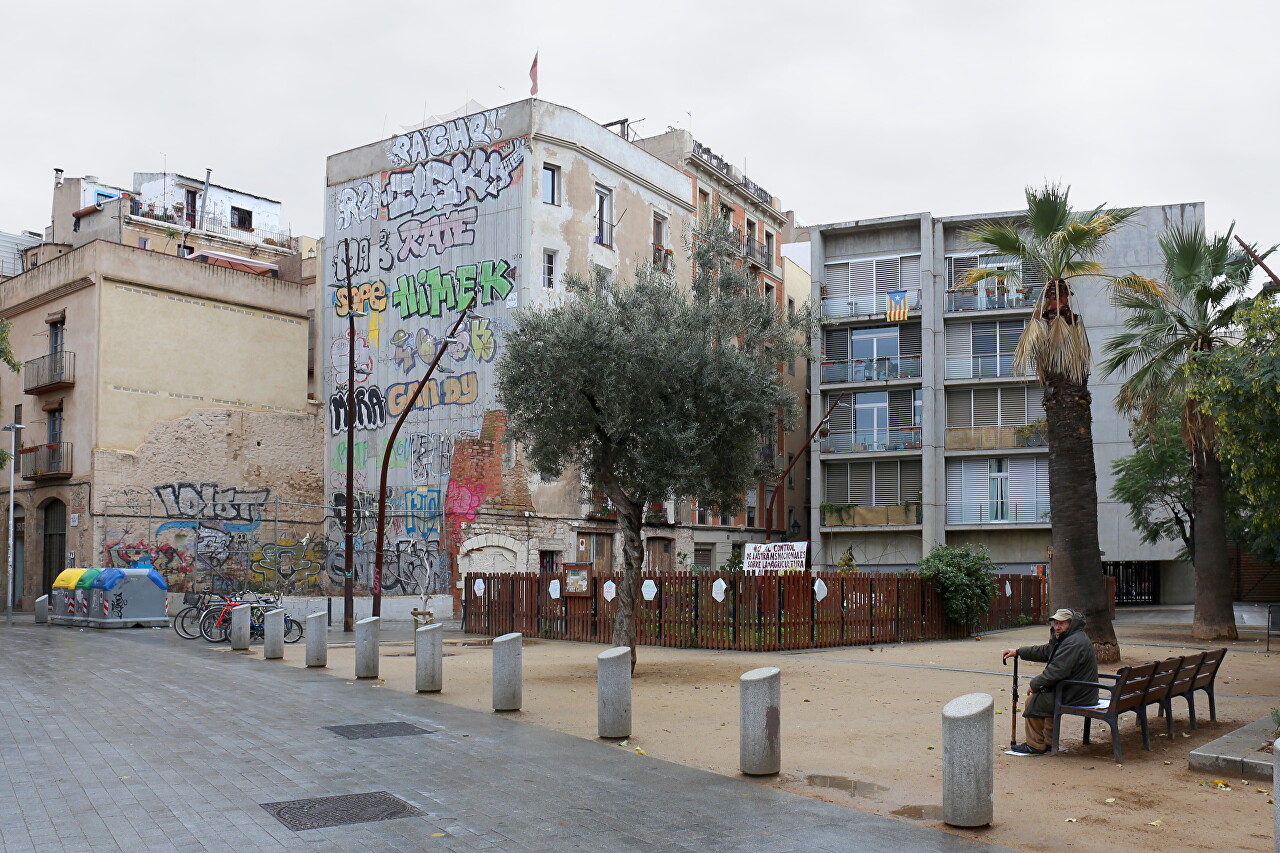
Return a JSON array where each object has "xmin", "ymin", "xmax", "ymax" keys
[
  {"xmin": 1044, "ymin": 375, "xmax": 1120, "ymax": 663},
  {"xmin": 1190, "ymin": 444, "xmax": 1237, "ymax": 639}
]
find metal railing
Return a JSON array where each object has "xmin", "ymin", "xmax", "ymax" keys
[
  {"xmin": 23, "ymin": 351, "xmax": 75, "ymax": 393},
  {"xmin": 744, "ymin": 235, "xmax": 772, "ymax": 267},
  {"xmin": 821, "ymin": 503, "xmax": 922, "ymax": 527},
  {"xmin": 20, "ymin": 442, "xmax": 72, "ymax": 479},
  {"xmin": 822, "ymin": 289, "xmax": 921, "ymax": 319},
  {"xmin": 944, "ymin": 425, "xmax": 1047, "ymax": 450},
  {"xmin": 821, "ymin": 354, "xmax": 922, "ymax": 384},
  {"xmin": 821, "ymin": 427, "xmax": 922, "ymax": 453},
  {"xmin": 946, "ymin": 500, "xmax": 1050, "ymax": 525},
  {"xmin": 944, "ymin": 353, "xmax": 1016, "ymax": 379},
  {"xmin": 947, "ymin": 286, "xmax": 1041, "ymax": 312},
  {"xmin": 130, "ymin": 205, "xmax": 293, "ymax": 248}
]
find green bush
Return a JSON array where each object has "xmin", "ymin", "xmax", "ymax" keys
[{"xmin": 917, "ymin": 544, "xmax": 999, "ymax": 633}]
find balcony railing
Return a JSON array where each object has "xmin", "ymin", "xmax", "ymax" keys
[
  {"xmin": 822, "ymin": 289, "xmax": 921, "ymax": 320},
  {"xmin": 822, "ymin": 427, "xmax": 922, "ymax": 453},
  {"xmin": 24, "ymin": 351, "xmax": 75, "ymax": 393},
  {"xmin": 651, "ymin": 244, "xmax": 674, "ymax": 273},
  {"xmin": 821, "ymin": 354, "xmax": 922, "ymax": 384},
  {"xmin": 130, "ymin": 205, "xmax": 294, "ymax": 248},
  {"xmin": 944, "ymin": 354, "xmax": 1016, "ymax": 380},
  {"xmin": 947, "ymin": 286, "xmax": 1042, "ymax": 313},
  {"xmin": 744, "ymin": 236, "xmax": 772, "ymax": 268},
  {"xmin": 944, "ymin": 425, "xmax": 1047, "ymax": 450},
  {"xmin": 821, "ymin": 503, "xmax": 922, "ymax": 527},
  {"xmin": 20, "ymin": 442, "xmax": 72, "ymax": 479},
  {"xmin": 946, "ymin": 500, "xmax": 1050, "ymax": 525}
]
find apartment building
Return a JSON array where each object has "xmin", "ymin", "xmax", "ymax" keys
[
  {"xmin": 809, "ymin": 204, "xmax": 1202, "ymax": 602},
  {"xmin": 0, "ymin": 171, "xmax": 322, "ymax": 611}
]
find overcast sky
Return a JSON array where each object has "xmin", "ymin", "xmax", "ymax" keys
[{"xmin": 4, "ymin": 1, "xmax": 1276, "ymax": 256}]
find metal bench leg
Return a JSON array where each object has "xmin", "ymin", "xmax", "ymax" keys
[
  {"xmin": 1136, "ymin": 707, "xmax": 1152, "ymax": 751},
  {"xmin": 1083, "ymin": 718, "xmax": 1092, "ymax": 745},
  {"xmin": 1052, "ymin": 712, "xmax": 1062, "ymax": 753},
  {"xmin": 1107, "ymin": 720, "xmax": 1122, "ymax": 764},
  {"xmin": 1185, "ymin": 693, "xmax": 1198, "ymax": 730},
  {"xmin": 1207, "ymin": 686, "xmax": 1217, "ymax": 722},
  {"xmin": 1161, "ymin": 699, "xmax": 1175, "ymax": 740}
]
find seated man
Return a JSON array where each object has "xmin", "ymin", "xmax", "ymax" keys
[{"xmin": 1002, "ymin": 608, "xmax": 1098, "ymax": 756}]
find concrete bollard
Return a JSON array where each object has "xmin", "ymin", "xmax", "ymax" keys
[
  {"xmin": 305, "ymin": 612, "xmax": 327, "ymax": 667},
  {"xmin": 597, "ymin": 646, "xmax": 632, "ymax": 739},
  {"xmin": 943, "ymin": 692, "xmax": 994, "ymax": 828},
  {"xmin": 355, "ymin": 616, "xmax": 380, "ymax": 679},
  {"xmin": 416, "ymin": 623, "xmax": 443, "ymax": 693},
  {"xmin": 740, "ymin": 667, "xmax": 781, "ymax": 775},
  {"xmin": 34, "ymin": 595, "xmax": 48, "ymax": 624},
  {"xmin": 263, "ymin": 609, "xmax": 285, "ymax": 660},
  {"xmin": 229, "ymin": 604, "xmax": 252, "ymax": 650},
  {"xmin": 492, "ymin": 632, "xmax": 522, "ymax": 711}
]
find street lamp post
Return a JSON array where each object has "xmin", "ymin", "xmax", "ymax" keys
[
  {"xmin": 332, "ymin": 240, "xmax": 368, "ymax": 633},
  {"xmin": 763, "ymin": 398, "xmax": 847, "ymax": 544},
  {"xmin": 4, "ymin": 422, "xmax": 24, "ymax": 626},
  {"xmin": 371, "ymin": 307, "xmax": 478, "ymax": 617}
]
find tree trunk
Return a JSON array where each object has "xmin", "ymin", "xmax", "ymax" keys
[
  {"xmin": 602, "ymin": 478, "xmax": 646, "ymax": 672},
  {"xmin": 1190, "ymin": 444, "xmax": 1237, "ymax": 640},
  {"xmin": 1043, "ymin": 375, "xmax": 1120, "ymax": 663}
]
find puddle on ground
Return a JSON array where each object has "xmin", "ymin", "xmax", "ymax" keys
[
  {"xmin": 805, "ymin": 774, "xmax": 888, "ymax": 797},
  {"xmin": 891, "ymin": 804, "xmax": 943, "ymax": 820}
]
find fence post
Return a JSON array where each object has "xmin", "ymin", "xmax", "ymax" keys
[
  {"xmin": 730, "ymin": 574, "xmax": 737, "ymax": 648},
  {"xmin": 657, "ymin": 574, "xmax": 664, "ymax": 646},
  {"xmin": 896, "ymin": 574, "xmax": 903, "ymax": 643},
  {"xmin": 869, "ymin": 576, "xmax": 875, "ymax": 643},
  {"xmin": 692, "ymin": 574, "xmax": 699, "ymax": 647}
]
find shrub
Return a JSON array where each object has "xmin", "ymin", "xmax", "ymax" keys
[{"xmin": 917, "ymin": 543, "xmax": 999, "ymax": 633}]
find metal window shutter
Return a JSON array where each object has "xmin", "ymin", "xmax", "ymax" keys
[
  {"xmin": 888, "ymin": 389, "xmax": 914, "ymax": 429},
  {"xmin": 998, "ymin": 319, "xmax": 1025, "ymax": 354},
  {"xmin": 825, "ymin": 462, "xmax": 850, "ymax": 504},
  {"xmin": 900, "ymin": 460, "xmax": 922, "ymax": 503},
  {"xmin": 948, "ymin": 256, "xmax": 978, "ymax": 290},
  {"xmin": 824, "ymin": 328, "xmax": 849, "ymax": 361},
  {"xmin": 873, "ymin": 461, "xmax": 900, "ymax": 504},
  {"xmin": 693, "ymin": 546, "xmax": 714, "ymax": 568},
  {"xmin": 899, "ymin": 255, "xmax": 921, "ymax": 291},
  {"xmin": 1027, "ymin": 386, "xmax": 1045, "ymax": 420},
  {"xmin": 824, "ymin": 262, "xmax": 852, "ymax": 298},
  {"xmin": 972, "ymin": 321, "xmax": 997, "ymax": 355},
  {"xmin": 849, "ymin": 462, "xmax": 874, "ymax": 505},
  {"xmin": 1022, "ymin": 258, "xmax": 1046, "ymax": 288},
  {"xmin": 999, "ymin": 387, "xmax": 1027, "ymax": 424},
  {"xmin": 827, "ymin": 394, "xmax": 853, "ymax": 432},
  {"xmin": 972, "ymin": 388, "xmax": 999, "ymax": 426},
  {"xmin": 874, "ymin": 258, "xmax": 900, "ymax": 295},
  {"xmin": 850, "ymin": 259, "xmax": 875, "ymax": 302},
  {"xmin": 1036, "ymin": 456, "xmax": 1049, "ymax": 499},
  {"xmin": 1007, "ymin": 457, "xmax": 1038, "ymax": 503},
  {"xmin": 945, "ymin": 323, "xmax": 972, "ymax": 379},
  {"xmin": 946, "ymin": 390, "xmax": 971, "ymax": 428},
  {"xmin": 899, "ymin": 323, "xmax": 922, "ymax": 357}
]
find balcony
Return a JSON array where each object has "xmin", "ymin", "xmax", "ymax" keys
[
  {"xmin": 821, "ymin": 502, "xmax": 922, "ymax": 527},
  {"xmin": 744, "ymin": 236, "xmax": 772, "ymax": 268},
  {"xmin": 822, "ymin": 355, "xmax": 922, "ymax": 384},
  {"xmin": 20, "ymin": 442, "xmax": 72, "ymax": 480},
  {"xmin": 946, "ymin": 500, "xmax": 1049, "ymax": 525},
  {"xmin": 822, "ymin": 289, "xmax": 921, "ymax": 320},
  {"xmin": 947, "ymin": 286, "xmax": 1042, "ymax": 313},
  {"xmin": 131, "ymin": 205, "xmax": 294, "ymax": 248},
  {"xmin": 24, "ymin": 351, "xmax": 75, "ymax": 394},
  {"xmin": 822, "ymin": 427, "xmax": 922, "ymax": 453},
  {"xmin": 945, "ymin": 424, "xmax": 1047, "ymax": 450},
  {"xmin": 944, "ymin": 354, "xmax": 1017, "ymax": 380}
]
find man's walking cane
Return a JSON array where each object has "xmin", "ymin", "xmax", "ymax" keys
[{"xmin": 1003, "ymin": 654, "xmax": 1018, "ymax": 749}]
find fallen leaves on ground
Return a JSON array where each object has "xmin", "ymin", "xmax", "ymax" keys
[{"xmin": 1148, "ymin": 819, "xmax": 1163, "ymax": 827}]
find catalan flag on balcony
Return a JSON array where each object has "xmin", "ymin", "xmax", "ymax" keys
[{"xmin": 886, "ymin": 290, "xmax": 910, "ymax": 322}]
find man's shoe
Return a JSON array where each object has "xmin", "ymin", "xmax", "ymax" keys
[{"xmin": 1005, "ymin": 742, "xmax": 1049, "ymax": 756}]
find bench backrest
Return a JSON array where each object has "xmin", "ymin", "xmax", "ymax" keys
[
  {"xmin": 1113, "ymin": 661, "xmax": 1159, "ymax": 712},
  {"xmin": 1167, "ymin": 652, "xmax": 1205, "ymax": 698},
  {"xmin": 1143, "ymin": 656, "xmax": 1183, "ymax": 704},
  {"xmin": 1192, "ymin": 648, "xmax": 1227, "ymax": 690}
]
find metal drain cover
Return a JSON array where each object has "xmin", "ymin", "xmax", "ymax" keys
[
  {"xmin": 262, "ymin": 791, "xmax": 424, "ymax": 831},
  {"xmin": 324, "ymin": 722, "xmax": 435, "ymax": 740}
]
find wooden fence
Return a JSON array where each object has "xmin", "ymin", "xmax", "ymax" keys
[{"xmin": 462, "ymin": 571, "xmax": 1047, "ymax": 651}]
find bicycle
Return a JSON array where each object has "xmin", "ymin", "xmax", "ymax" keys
[
  {"xmin": 199, "ymin": 592, "xmax": 303, "ymax": 644},
  {"xmin": 173, "ymin": 589, "xmax": 224, "ymax": 639}
]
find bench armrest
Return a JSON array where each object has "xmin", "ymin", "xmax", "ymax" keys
[{"xmin": 1097, "ymin": 673, "xmax": 1121, "ymax": 681}]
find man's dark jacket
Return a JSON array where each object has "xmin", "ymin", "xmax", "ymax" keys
[{"xmin": 1016, "ymin": 610, "xmax": 1098, "ymax": 718}]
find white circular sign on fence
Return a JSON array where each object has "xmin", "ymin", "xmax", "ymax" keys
[
  {"xmin": 712, "ymin": 578, "xmax": 727, "ymax": 602},
  {"xmin": 548, "ymin": 579, "xmax": 561, "ymax": 600},
  {"xmin": 641, "ymin": 579, "xmax": 658, "ymax": 601},
  {"xmin": 814, "ymin": 578, "xmax": 829, "ymax": 602},
  {"xmin": 473, "ymin": 578, "xmax": 485, "ymax": 596},
  {"xmin": 1005, "ymin": 580, "xmax": 1012, "ymax": 597},
  {"xmin": 602, "ymin": 580, "xmax": 616, "ymax": 601}
]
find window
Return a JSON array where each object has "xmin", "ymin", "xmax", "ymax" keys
[
  {"xmin": 652, "ymin": 212, "xmax": 668, "ymax": 248},
  {"xmin": 719, "ymin": 203, "xmax": 733, "ymax": 223},
  {"xmin": 946, "ymin": 457, "xmax": 1048, "ymax": 524},
  {"xmin": 765, "ymin": 231, "xmax": 775, "ymax": 261},
  {"xmin": 824, "ymin": 459, "xmax": 923, "ymax": 506},
  {"xmin": 824, "ymin": 388, "xmax": 921, "ymax": 451},
  {"xmin": 94, "ymin": 191, "xmax": 116, "ymax": 204},
  {"xmin": 230, "ymin": 206, "xmax": 253, "ymax": 230},
  {"xmin": 944, "ymin": 319, "xmax": 1026, "ymax": 379},
  {"xmin": 542, "ymin": 250, "xmax": 557, "ymax": 289},
  {"xmin": 698, "ymin": 189, "xmax": 711, "ymax": 222},
  {"xmin": 822, "ymin": 254, "xmax": 922, "ymax": 316},
  {"xmin": 594, "ymin": 186, "xmax": 613, "ymax": 247},
  {"xmin": 539, "ymin": 550, "xmax": 559, "ymax": 574},
  {"xmin": 746, "ymin": 219, "xmax": 757, "ymax": 240},
  {"xmin": 787, "ymin": 297, "xmax": 795, "ymax": 319},
  {"xmin": 720, "ymin": 511, "xmax": 733, "ymax": 526},
  {"xmin": 48, "ymin": 407, "xmax": 63, "ymax": 445},
  {"xmin": 542, "ymin": 164, "xmax": 560, "ymax": 205},
  {"xmin": 823, "ymin": 324, "xmax": 922, "ymax": 381},
  {"xmin": 694, "ymin": 545, "xmax": 714, "ymax": 569},
  {"xmin": 137, "ymin": 237, "xmax": 150, "ymax": 250},
  {"xmin": 695, "ymin": 503, "xmax": 709, "ymax": 525},
  {"xmin": 746, "ymin": 490, "xmax": 757, "ymax": 528},
  {"xmin": 48, "ymin": 320, "xmax": 64, "ymax": 355},
  {"xmin": 13, "ymin": 405, "xmax": 21, "ymax": 453}
]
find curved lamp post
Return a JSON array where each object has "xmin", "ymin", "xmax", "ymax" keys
[
  {"xmin": 330, "ymin": 240, "xmax": 367, "ymax": 632},
  {"xmin": 763, "ymin": 397, "xmax": 847, "ymax": 544},
  {"xmin": 372, "ymin": 307, "xmax": 478, "ymax": 617},
  {"xmin": 4, "ymin": 422, "xmax": 23, "ymax": 626}
]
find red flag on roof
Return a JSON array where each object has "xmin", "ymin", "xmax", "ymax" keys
[{"xmin": 530, "ymin": 52, "xmax": 539, "ymax": 96}]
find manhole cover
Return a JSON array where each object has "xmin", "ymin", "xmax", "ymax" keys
[
  {"xmin": 262, "ymin": 791, "xmax": 423, "ymax": 831},
  {"xmin": 324, "ymin": 722, "xmax": 436, "ymax": 740}
]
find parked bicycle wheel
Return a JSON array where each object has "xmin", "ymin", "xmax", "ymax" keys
[
  {"xmin": 200, "ymin": 608, "xmax": 230, "ymax": 643},
  {"xmin": 172, "ymin": 606, "xmax": 202, "ymax": 639},
  {"xmin": 283, "ymin": 616, "xmax": 304, "ymax": 644}
]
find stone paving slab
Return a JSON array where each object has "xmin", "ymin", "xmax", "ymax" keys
[{"xmin": 0, "ymin": 624, "xmax": 1016, "ymax": 852}]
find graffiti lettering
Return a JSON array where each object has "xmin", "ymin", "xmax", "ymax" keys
[
  {"xmin": 334, "ymin": 281, "xmax": 387, "ymax": 318},
  {"xmin": 104, "ymin": 539, "xmax": 196, "ymax": 573},
  {"xmin": 409, "ymin": 430, "xmax": 480, "ymax": 483},
  {"xmin": 389, "ymin": 318, "xmax": 497, "ymax": 375},
  {"xmin": 381, "ymin": 139, "xmax": 527, "ymax": 220},
  {"xmin": 329, "ymin": 385, "xmax": 388, "ymax": 435},
  {"xmin": 251, "ymin": 536, "xmax": 324, "ymax": 589},
  {"xmin": 387, "ymin": 109, "xmax": 504, "ymax": 167},
  {"xmin": 153, "ymin": 483, "xmax": 270, "ymax": 533},
  {"xmin": 389, "ymin": 259, "xmax": 514, "ymax": 320},
  {"xmin": 332, "ymin": 237, "xmax": 371, "ymax": 283},
  {"xmin": 397, "ymin": 207, "xmax": 478, "ymax": 261},
  {"xmin": 377, "ymin": 229, "xmax": 394, "ymax": 272},
  {"xmin": 386, "ymin": 373, "xmax": 479, "ymax": 417},
  {"xmin": 335, "ymin": 181, "xmax": 377, "ymax": 231},
  {"xmin": 330, "ymin": 335, "xmax": 374, "ymax": 381}
]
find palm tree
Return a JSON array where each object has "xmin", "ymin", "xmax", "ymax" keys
[
  {"xmin": 1102, "ymin": 223, "xmax": 1255, "ymax": 640},
  {"xmin": 961, "ymin": 185, "xmax": 1141, "ymax": 663}
]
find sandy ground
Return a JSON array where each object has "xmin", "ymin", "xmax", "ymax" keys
[{"xmin": 268, "ymin": 623, "xmax": 1280, "ymax": 853}]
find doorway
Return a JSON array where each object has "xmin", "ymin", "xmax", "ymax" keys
[
  {"xmin": 12, "ymin": 506, "xmax": 23, "ymax": 608},
  {"xmin": 41, "ymin": 499, "xmax": 65, "ymax": 595}
]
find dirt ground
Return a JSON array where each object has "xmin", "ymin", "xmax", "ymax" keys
[{"xmin": 273, "ymin": 623, "xmax": 1280, "ymax": 852}]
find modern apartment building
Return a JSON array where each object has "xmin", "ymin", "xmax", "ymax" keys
[{"xmin": 809, "ymin": 204, "xmax": 1202, "ymax": 602}]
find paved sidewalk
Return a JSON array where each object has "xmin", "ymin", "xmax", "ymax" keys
[{"xmin": 0, "ymin": 625, "xmax": 1013, "ymax": 853}]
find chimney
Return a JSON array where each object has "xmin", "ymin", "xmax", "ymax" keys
[{"xmin": 53, "ymin": 168, "xmax": 64, "ymax": 187}]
